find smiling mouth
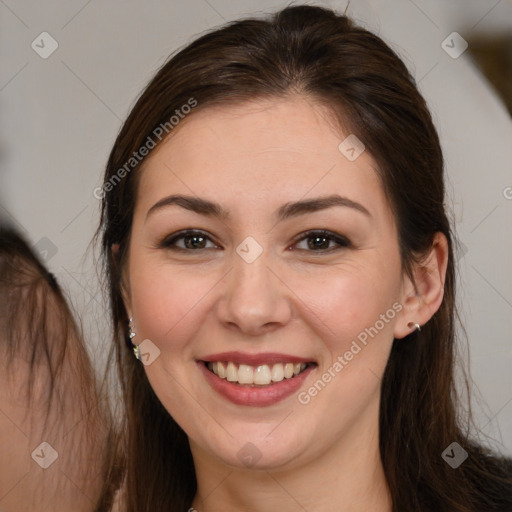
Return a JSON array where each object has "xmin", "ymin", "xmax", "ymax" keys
[{"xmin": 203, "ymin": 361, "xmax": 316, "ymax": 387}]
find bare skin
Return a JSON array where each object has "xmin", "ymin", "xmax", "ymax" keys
[
  {"xmin": 0, "ymin": 266, "xmax": 108, "ymax": 512},
  {"xmin": 121, "ymin": 95, "xmax": 448, "ymax": 511}
]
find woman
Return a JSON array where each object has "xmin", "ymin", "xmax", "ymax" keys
[
  {"xmin": 92, "ymin": 4, "xmax": 512, "ymax": 511},
  {"xmin": 0, "ymin": 223, "xmax": 112, "ymax": 511}
]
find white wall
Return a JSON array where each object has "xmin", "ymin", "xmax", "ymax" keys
[{"xmin": 1, "ymin": 0, "xmax": 511, "ymax": 456}]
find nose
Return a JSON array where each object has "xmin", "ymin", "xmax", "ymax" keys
[{"xmin": 216, "ymin": 250, "xmax": 292, "ymax": 336}]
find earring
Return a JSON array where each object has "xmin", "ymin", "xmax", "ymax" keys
[
  {"xmin": 128, "ymin": 317, "xmax": 142, "ymax": 361},
  {"xmin": 407, "ymin": 322, "xmax": 421, "ymax": 333}
]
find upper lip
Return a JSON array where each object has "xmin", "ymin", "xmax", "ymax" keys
[{"xmin": 198, "ymin": 351, "xmax": 316, "ymax": 366}]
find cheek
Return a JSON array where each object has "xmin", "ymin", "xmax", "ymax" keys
[
  {"xmin": 295, "ymin": 269, "xmax": 400, "ymax": 412},
  {"xmin": 129, "ymin": 259, "xmax": 217, "ymax": 351},
  {"xmin": 297, "ymin": 262, "xmax": 401, "ymax": 347}
]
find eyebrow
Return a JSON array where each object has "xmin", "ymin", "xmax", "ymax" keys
[{"xmin": 145, "ymin": 193, "xmax": 371, "ymax": 222}]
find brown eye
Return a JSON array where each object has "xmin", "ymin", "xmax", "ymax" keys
[
  {"xmin": 293, "ymin": 230, "xmax": 351, "ymax": 252},
  {"xmin": 160, "ymin": 230, "xmax": 218, "ymax": 251}
]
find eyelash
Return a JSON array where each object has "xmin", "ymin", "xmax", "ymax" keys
[{"xmin": 158, "ymin": 229, "xmax": 351, "ymax": 253}]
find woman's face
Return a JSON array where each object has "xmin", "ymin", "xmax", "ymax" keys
[{"xmin": 124, "ymin": 96, "xmax": 411, "ymax": 470}]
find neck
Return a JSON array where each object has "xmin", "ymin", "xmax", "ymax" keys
[{"xmin": 189, "ymin": 397, "xmax": 392, "ymax": 512}]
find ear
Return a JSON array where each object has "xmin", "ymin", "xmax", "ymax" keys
[
  {"xmin": 394, "ymin": 232, "xmax": 449, "ymax": 339},
  {"xmin": 111, "ymin": 243, "xmax": 132, "ymax": 315}
]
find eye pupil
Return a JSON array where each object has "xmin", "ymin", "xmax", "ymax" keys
[
  {"xmin": 185, "ymin": 235, "xmax": 206, "ymax": 249},
  {"xmin": 308, "ymin": 236, "xmax": 329, "ymax": 250},
  {"xmin": 162, "ymin": 229, "xmax": 348, "ymax": 253}
]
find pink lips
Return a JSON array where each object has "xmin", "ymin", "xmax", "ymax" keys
[
  {"xmin": 197, "ymin": 351, "xmax": 317, "ymax": 407},
  {"xmin": 200, "ymin": 351, "xmax": 313, "ymax": 366}
]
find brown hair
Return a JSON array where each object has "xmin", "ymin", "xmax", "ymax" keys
[
  {"xmin": 0, "ymin": 223, "xmax": 112, "ymax": 510},
  {"xmin": 94, "ymin": 4, "xmax": 512, "ymax": 511}
]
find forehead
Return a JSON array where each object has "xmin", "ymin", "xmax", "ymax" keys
[{"xmin": 134, "ymin": 96, "xmax": 391, "ymax": 225}]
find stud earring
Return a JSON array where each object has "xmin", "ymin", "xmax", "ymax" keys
[
  {"xmin": 407, "ymin": 322, "xmax": 421, "ymax": 333},
  {"xmin": 128, "ymin": 317, "xmax": 142, "ymax": 361}
]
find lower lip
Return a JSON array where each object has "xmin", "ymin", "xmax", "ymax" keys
[{"xmin": 197, "ymin": 361, "xmax": 316, "ymax": 407}]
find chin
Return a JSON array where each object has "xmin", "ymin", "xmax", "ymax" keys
[{"xmin": 199, "ymin": 427, "xmax": 312, "ymax": 471}]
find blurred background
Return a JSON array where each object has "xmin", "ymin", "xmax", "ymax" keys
[{"xmin": 1, "ymin": 0, "xmax": 511, "ymax": 457}]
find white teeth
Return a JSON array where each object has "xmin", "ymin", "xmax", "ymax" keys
[
  {"xmin": 217, "ymin": 361, "xmax": 226, "ymax": 379},
  {"xmin": 207, "ymin": 361, "xmax": 308, "ymax": 386},
  {"xmin": 270, "ymin": 363, "xmax": 284, "ymax": 382},
  {"xmin": 254, "ymin": 365, "xmax": 272, "ymax": 385},
  {"xmin": 226, "ymin": 361, "xmax": 238, "ymax": 382},
  {"xmin": 238, "ymin": 364, "xmax": 254, "ymax": 384}
]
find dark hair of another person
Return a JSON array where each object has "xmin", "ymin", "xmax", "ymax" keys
[
  {"xmin": 93, "ymin": 5, "xmax": 512, "ymax": 511},
  {"xmin": 0, "ymin": 223, "xmax": 114, "ymax": 511}
]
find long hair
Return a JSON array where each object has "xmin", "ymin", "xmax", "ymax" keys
[
  {"xmin": 0, "ymin": 223, "xmax": 114, "ymax": 511},
  {"xmin": 94, "ymin": 5, "xmax": 512, "ymax": 511}
]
